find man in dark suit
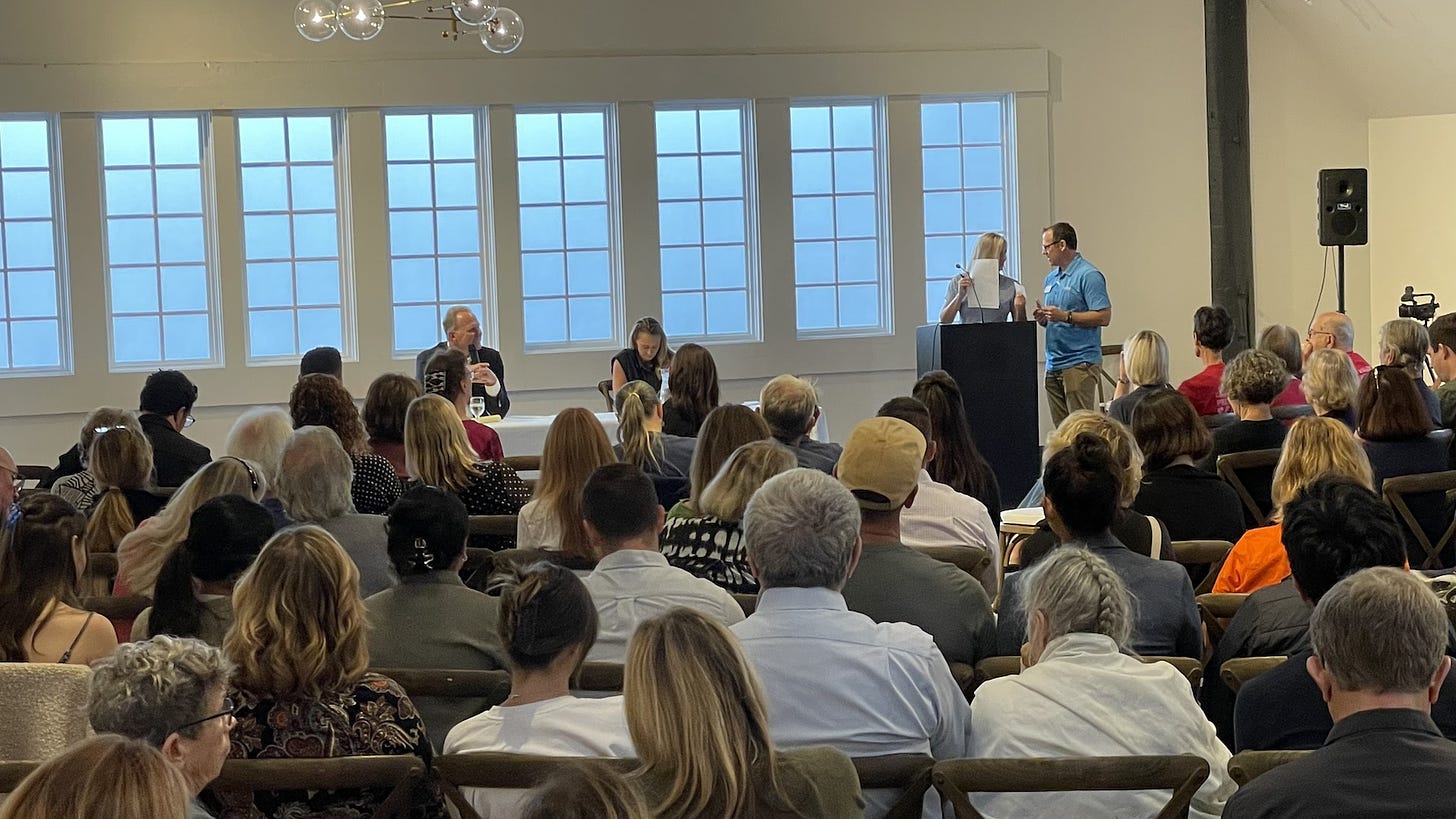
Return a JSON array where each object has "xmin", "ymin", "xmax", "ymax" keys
[
  {"xmin": 137, "ymin": 369, "xmax": 211, "ymax": 487},
  {"xmin": 1223, "ymin": 566, "xmax": 1456, "ymax": 817},
  {"xmin": 414, "ymin": 305, "xmax": 510, "ymax": 418}
]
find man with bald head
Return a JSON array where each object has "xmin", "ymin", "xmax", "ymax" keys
[
  {"xmin": 1303, "ymin": 311, "xmax": 1371, "ymax": 378},
  {"xmin": 0, "ymin": 446, "xmax": 18, "ymax": 516}
]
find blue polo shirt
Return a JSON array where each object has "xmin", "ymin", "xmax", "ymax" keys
[{"xmin": 1041, "ymin": 253, "xmax": 1110, "ymax": 372}]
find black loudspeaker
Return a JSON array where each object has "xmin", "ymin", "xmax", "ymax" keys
[{"xmin": 1318, "ymin": 168, "xmax": 1367, "ymax": 247}]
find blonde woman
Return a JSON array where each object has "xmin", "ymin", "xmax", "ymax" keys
[
  {"xmin": 670, "ymin": 404, "xmax": 772, "ymax": 519},
  {"xmin": 1107, "ymin": 329, "xmax": 1171, "ymax": 425},
  {"xmin": 81, "ymin": 419, "xmax": 163, "ymax": 555},
  {"xmin": 938, "ymin": 231, "xmax": 1028, "ymax": 324},
  {"xmin": 52, "ymin": 407, "xmax": 136, "ymax": 513},
  {"xmin": 404, "ymin": 394, "xmax": 529, "ymax": 516},
  {"xmin": 517, "ymin": 408, "xmax": 616, "ymax": 558},
  {"xmin": 0, "ymin": 734, "xmax": 190, "ymax": 819},
  {"xmin": 613, "ymin": 380, "xmax": 696, "ymax": 477},
  {"xmin": 659, "ymin": 441, "xmax": 796, "ymax": 593},
  {"xmin": 611, "ymin": 316, "xmax": 671, "ymax": 394},
  {"xmin": 626, "ymin": 608, "xmax": 862, "ymax": 819},
  {"xmin": 1301, "ymin": 347, "xmax": 1360, "ymax": 429},
  {"xmin": 1212, "ymin": 417, "xmax": 1374, "ymax": 594},
  {"xmin": 218, "ymin": 526, "xmax": 444, "ymax": 818}
]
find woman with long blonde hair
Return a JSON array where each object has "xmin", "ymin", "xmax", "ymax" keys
[
  {"xmin": 613, "ymin": 380, "xmax": 696, "ymax": 477},
  {"xmin": 625, "ymin": 608, "xmax": 861, "ymax": 819},
  {"xmin": 404, "ymin": 394, "xmax": 529, "ymax": 516},
  {"xmin": 218, "ymin": 526, "xmax": 444, "ymax": 818},
  {"xmin": 670, "ymin": 404, "xmax": 771, "ymax": 519},
  {"xmin": 80, "ymin": 417, "xmax": 162, "ymax": 554},
  {"xmin": 1213, "ymin": 416, "xmax": 1374, "ymax": 594},
  {"xmin": 516, "ymin": 408, "xmax": 615, "ymax": 558},
  {"xmin": 0, "ymin": 734, "xmax": 190, "ymax": 819},
  {"xmin": 660, "ymin": 441, "xmax": 796, "ymax": 593}
]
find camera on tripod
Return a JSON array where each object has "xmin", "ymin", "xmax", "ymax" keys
[{"xmin": 1399, "ymin": 286, "xmax": 1439, "ymax": 323}]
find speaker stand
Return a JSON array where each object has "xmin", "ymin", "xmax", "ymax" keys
[{"xmin": 1336, "ymin": 244, "xmax": 1346, "ymax": 314}]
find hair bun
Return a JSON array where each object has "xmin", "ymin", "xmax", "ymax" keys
[{"xmin": 1070, "ymin": 432, "xmax": 1114, "ymax": 468}]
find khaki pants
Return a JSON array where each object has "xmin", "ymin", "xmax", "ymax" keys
[{"xmin": 1046, "ymin": 361, "xmax": 1101, "ymax": 427}]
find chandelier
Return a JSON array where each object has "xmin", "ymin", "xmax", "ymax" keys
[{"xmin": 294, "ymin": 0, "xmax": 525, "ymax": 53}]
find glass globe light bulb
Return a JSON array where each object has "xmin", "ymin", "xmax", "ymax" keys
[
  {"xmin": 480, "ymin": 7, "xmax": 524, "ymax": 54},
  {"xmin": 452, "ymin": 0, "xmax": 498, "ymax": 26},
  {"xmin": 337, "ymin": 0, "xmax": 385, "ymax": 41},
  {"xmin": 295, "ymin": 0, "xmax": 339, "ymax": 41}
]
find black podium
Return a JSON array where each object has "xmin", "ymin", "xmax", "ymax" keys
[{"xmin": 916, "ymin": 322, "xmax": 1040, "ymax": 506}]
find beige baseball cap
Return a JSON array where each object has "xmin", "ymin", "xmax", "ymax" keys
[{"xmin": 837, "ymin": 416, "xmax": 926, "ymax": 511}]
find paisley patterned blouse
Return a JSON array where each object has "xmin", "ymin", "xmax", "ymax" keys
[{"xmin": 212, "ymin": 673, "xmax": 446, "ymax": 819}]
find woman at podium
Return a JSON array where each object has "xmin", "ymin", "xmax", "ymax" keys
[{"xmin": 938, "ymin": 232, "xmax": 1028, "ymax": 324}]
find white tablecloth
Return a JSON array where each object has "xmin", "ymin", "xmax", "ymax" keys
[{"xmin": 484, "ymin": 405, "xmax": 828, "ymax": 457}]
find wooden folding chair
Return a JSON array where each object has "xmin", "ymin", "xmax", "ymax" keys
[
  {"xmin": 1216, "ymin": 448, "xmax": 1281, "ymax": 528},
  {"xmin": 1270, "ymin": 404, "xmax": 1315, "ymax": 422},
  {"xmin": 921, "ymin": 545, "xmax": 992, "ymax": 580},
  {"xmin": 948, "ymin": 663, "xmax": 976, "ymax": 702},
  {"xmin": 1143, "ymin": 656, "xmax": 1202, "ymax": 693},
  {"xmin": 597, "ymin": 379, "xmax": 614, "ymax": 412},
  {"xmin": 80, "ymin": 594, "xmax": 151, "ymax": 622},
  {"xmin": 1197, "ymin": 593, "xmax": 1249, "ymax": 647},
  {"xmin": 1383, "ymin": 471, "xmax": 1456, "ymax": 570},
  {"xmin": 0, "ymin": 760, "xmax": 38, "ymax": 792},
  {"xmin": 971, "ymin": 655, "xmax": 1199, "ymax": 696},
  {"xmin": 369, "ymin": 668, "xmax": 511, "ymax": 703},
  {"xmin": 733, "ymin": 592, "xmax": 758, "ymax": 617},
  {"xmin": 1227, "ymin": 749, "xmax": 1311, "ymax": 786},
  {"xmin": 1169, "ymin": 540, "xmax": 1234, "ymax": 595},
  {"xmin": 207, "ymin": 755, "xmax": 426, "ymax": 819},
  {"xmin": 434, "ymin": 752, "xmax": 636, "ymax": 819},
  {"xmin": 466, "ymin": 515, "xmax": 518, "ymax": 539},
  {"xmin": 501, "ymin": 455, "xmax": 540, "ymax": 473},
  {"xmin": 853, "ymin": 754, "xmax": 936, "ymax": 819},
  {"xmin": 1218, "ymin": 656, "xmax": 1287, "ymax": 694},
  {"xmin": 931, "ymin": 754, "xmax": 1210, "ymax": 819},
  {"xmin": 574, "ymin": 662, "xmax": 623, "ymax": 693}
]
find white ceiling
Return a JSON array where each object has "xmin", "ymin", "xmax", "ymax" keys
[{"xmin": 1260, "ymin": 0, "xmax": 1456, "ymax": 119}]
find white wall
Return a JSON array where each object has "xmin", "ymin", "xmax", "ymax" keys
[{"xmin": 1368, "ymin": 114, "xmax": 1456, "ymax": 335}]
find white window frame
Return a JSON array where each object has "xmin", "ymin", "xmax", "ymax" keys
[{"xmin": 0, "ymin": 114, "xmax": 71, "ymax": 377}]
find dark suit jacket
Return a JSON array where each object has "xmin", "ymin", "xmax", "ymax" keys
[
  {"xmin": 415, "ymin": 343, "xmax": 510, "ymax": 418},
  {"xmin": 139, "ymin": 413, "xmax": 211, "ymax": 488}
]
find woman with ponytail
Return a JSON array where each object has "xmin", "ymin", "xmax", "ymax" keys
[
  {"xmin": 133, "ymin": 495, "xmax": 273, "ymax": 645},
  {"xmin": 997, "ymin": 433, "xmax": 1201, "ymax": 659},
  {"xmin": 970, "ymin": 547, "xmax": 1234, "ymax": 819},
  {"xmin": 81, "ymin": 418, "xmax": 163, "ymax": 555},
  {"xmin": 612, "ymin": 381, "xmax": 696, "ymax": 477},
  {"xmin": 444, "ymin": 563, "xmax": 633, "ymax": 818}
]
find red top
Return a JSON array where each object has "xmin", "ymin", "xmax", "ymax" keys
[
  {"xmin": 1271, "ymin": 376, "xmax": 1305, "ymax": 408},
  {"xmin": 1348, "ymin": 350, "xmax": 1373, "ymax": 379},
  {"xmin": 1177, "ymin": 362, "xmax": 1229, "ymax": 416},
  {"xmin": 463, "ymin": 419, "xmax": 504, "ymax": 462}
]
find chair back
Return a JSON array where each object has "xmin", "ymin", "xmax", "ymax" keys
[
  {"xmin": 596, "ymin": 379, "xmax": 614, "ymax": 412},
  {"xmin": 466, "ymin": 515, "xmax": 519, "ymax": 538},
  {"xmin": 0, "ymin": 663, "xmax": 92, "ymax": 761},
  {"xmin": 434, "ymin": 753, "xmax": 636, "ymax": 819},
  {"xmin": 733, "ymin": 592, "xmax": 757, "ymax": 617},
  {"xmin": 1227, "ymin": 749, "xmax": 1311, "ymax": 786},
  {"xmin": 1218, "ymin": 656, "xmax": 1287, "ymax": 694},
  {"xmin": 1196, "ymin": 592, "xmax": 1250, "ymax": 647},
  {"xmin": 920, "ymin": 545, "xmax": 992, "ymax": 580},
  {"xmin": 1382, "ymin": 470, "xmax": 1456, "ymax": 570},
  {"xmin": 1270, "ymin": 404, "xmax": 1315, "ymax": 421},
  {"xmin": 207, "ymin": 755, "xmax": 425, "ymax": 819},
  {"xmin": 853, "ymin": 754, "xmax": 936, "ymax": 819},
  {"xmin": 0, "ymin": 760, "xmax": 39, "ymax": 791},
  {"xmin": 1216, "ymin": 448, "xmax": 1281, "ymax": 528},
  {"xmin": 574, "ymin": 662, "xmax": 624, "ymax": 693},
  {"xmin": 971, "ymin": 655, "xmax": 1199, "ymax": 695},
  {"xmin": 1169, "ymin": 540, "xmax": 1234, "ymax": 595},
  {"xmin": 368, "ymin": 668, "xmax": 510, "ymax": 701},
  {"xmin": 80, "ymin": 594, "xmax": 151, "ymax": 622},
  {"xmin": 931, "ymin": 754, "xmax": 1210, "ymax": 819},
  {"xmin": 1142, "ymin": 656, "xmax": 1202, "ymax": 692},
  {"xmin": 480, "ymin": 548, "xmax": 596, "ymax": 593},
  {"xmin": 501, "ymin": 455, "xmax": 540, "ymax": 473}
]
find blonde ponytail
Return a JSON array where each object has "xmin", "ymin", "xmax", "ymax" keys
[{"xmin": 614, "ymin": 381, "xmax": 662, "ymax": 471}]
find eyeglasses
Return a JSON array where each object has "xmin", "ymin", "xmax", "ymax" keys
[
  {"xmin": 221, "ymin": 456, "xmax": 259, "ymax": 492},
  {"xmin": 1041, "ymin": 240, "xmax": 1063, "ymax": 251},
  {"xmin": 1306, "ymin": 329, "xmax": 1333, "ymax": 340},
  {"xmin": 170, "ymin": 697, "xmax": 236, "ymax": 735},
  {"xmin": 183, "ymin": 414, "xmax": 196, "ymax": 428}
]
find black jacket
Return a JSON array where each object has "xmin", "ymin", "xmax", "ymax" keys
[
  {"xmin": 139, "ymin": 413, "xmax": 211, "ymax": 488},
  {"xmin": 415, "ymin": 343, "xmax": 510, "ymax": 418},
  {"xmin": 1202, "ymin": 578, "xmax": 1312, "ymax": 743}
]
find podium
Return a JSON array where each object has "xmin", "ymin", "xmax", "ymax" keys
[{"xmin": 916, "ymin": 322, "xmax": 1040, "ymax": 507}]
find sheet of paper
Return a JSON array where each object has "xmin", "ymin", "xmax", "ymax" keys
[{"xmin": 968, "ymin": 258, "xmax": 1001, "ymax": 313}]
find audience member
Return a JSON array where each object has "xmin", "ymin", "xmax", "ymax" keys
[
  {"xmin": 415, "ymin": 305, "xmax": 510, "ymax": 417},
  {"xmin": 519, "ymin": 761, "xmax": 648, "ymax": 819},
  {"xmin": 938, "ymin": 231, "xmax": 1027, "ymax": 324},
  {"xmin": 626, "ymin": 608, "xmax": 862, "ymax": 818},
  {"xmin": 275, "ymin": 427, "xmax": 397, "ymax": 597},
  {"xmin": 0, "ymin": 446, "xmax": 16, "ymax": 515},
  {"xmin": 1130, "ymin": 389, "xmax": 1246, "ymax": 544},
  {"xmin": 1213, "ymin": 417, "xmax": 1373, "ymax": 594},
  {"xmin": 138, "ymin": 369, "xmax": 212, "ymax": 487},
  {"xmin": 444, "ymin": 564, "xmax": 634, "ymax": 818},
  {"xmin": 424, "ymin": 348, "xmax": 505, "ymax": 461},
  {"xmin": 613, "ymin": 380, "xmax": 696, "ymax": 477},
  {"xmin": 1430, "ymin": 311, "xmax": 1456, "ymax": 428},
  {"xmin": 81, "ymin": 419, "xmax": 163, "ymax": 554},
  {"xmin": 362, "ymin": 373, "xmax": 423, "ymax": 478},
  {"xmin": 912, "ymin": 370, "xmax": 1003, "ymax": 524},
  {"xmin": 660, "ymin": 342, "xmax": 719, "ymax": 437},
  {"xmin": 367, "ymin": 485, "xmax": 507, "ymax": 749},
  {"xmin": 669, "ymin": 403, "xmax": 771, "ymax": 519},
  {"xmin": 0, "ymin": 734, "xmax": 191, "ymax": 819},
  {"xmin": 732, "ymin": 468, "xmax": 971, "ymax": 819},
  {"xmin": 1179, "ymin": 305, "xmax": 1233, "ymax": 415},
  {"xmin": 998, "ymin": 434, "xmax": 1199, "ymax": 658},
  {"xmin": 405, "ymin": 394, "xmax": 531, "ymax": 517},
  {"xmin": 1224, "ymin": 568, "xmax": 1456, "ymax": 817},
  {"xmin": 611, "ymin": 316, "xmax": 671, "ymax": 394},
  {"xmin": 1358, "ymin": 364, "xmax": 1449, "ymax": 489},
  {"xmin": 1199, "ymin": 348, "xmax": 1289, "ymax": 470},
  {"xmin": 1379, "ymin": 317, "xmax": 1442, "ymax": 425},
  {"xmin": 837, "ymin": 415, "xmax": 996, "ymax": 666},
  {"xmin": 659, "ymin": 441, "xmax": 795, "ymax": 594},
  {"xmin": 1258, "ymin": 324, "xmax": 1307, "ymax": 407},
  {"xmin": 290, "ymin": 373, "xmax": 401, "ymax": 514},
  {"xmin": 219, "ymin": 526, "xmax": 443, "ymax": 818},
  {"xmin": 1107, "ymin": 329, "xmax": 1172, "ymax": 424},
  {"xmin": 134, "ymin": 496, "xmax": 272, "ymax": 645},
  {"xmin": 88, "ymin": 636, "xmax": 236, "ymax": 819},
  {"xmin": 1303, "ymin": 310, "xmax": 1372, "ymax": 378},
  {"xmin": 878, "ymin": 397, "xmax": 999, "ymax": 595},
  {"xmin": 581, "ymin": 464, "xmax": 742, "ymax": 662},
  {"xmin": 972, "ymin": 548, "xmax": 1233, "ymax": 818},
  {"xmin": 1300, "ymin": 347, "xmax": 1360, "ymax": 429},
  {"xmin": 517, "ymin": 408, "xmax": 615, "ymax": 558},
  {"xmin": 299, "ymin": 345, "xmax": 343, "ymax": 380},
  {"xmin": 0, "ymin": 493, "xmax": 116, "ymax": 665},
  {"xmin": 222, "ymin": 407, "xmax": 293, "ymax": 528},
  {"xmin": 51, "ymin": 407, "xmax": 135, "ymax": 512},
  {"xmin": 757, "ymin": 374, "xmax": 842, "ymax": 473}
]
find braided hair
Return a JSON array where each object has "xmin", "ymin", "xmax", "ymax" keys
[{"xmin": 1023, "ymin": 546, "xmax": 1136, "ymax": 653}]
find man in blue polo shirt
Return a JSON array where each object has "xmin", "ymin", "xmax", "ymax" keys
[{"xmin": 1032, "ymin": 222, "xmax": 1112, "ymax": 425}]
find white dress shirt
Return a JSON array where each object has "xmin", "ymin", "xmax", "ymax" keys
[
  {"xmin": 900, "ymin": 469, "xmax": 999, "ymax": 597},
  {"xmin": 582, "ymin": 548, "xmax": 744, "ymax": 663},
  {"xmin": 969, "ymin": 632, "xmax": 1235, "ymax": 819},
  {"xmin": 732, "ymin": 586, "xmax": 972, "ymax": 819}
]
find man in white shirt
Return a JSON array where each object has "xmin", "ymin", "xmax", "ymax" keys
[
  {"xmin": 878, "ymin": 396, "xmax": 1000, "ymax": 596},
  {"xmin": 733, "ymin": 468, "xmax": 972, "ymax": 819},
  {"xmin": 580, "ymin": 463, "xmax": 743, "ymax": 662}
]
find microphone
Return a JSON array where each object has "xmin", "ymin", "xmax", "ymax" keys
[
  {"xmin": 955, "ymin": 263, "xmax": 987, "ymax": 324},
  {"xmin": 467, "ymin": 342, "xmax": 482, "ymax": 365}
]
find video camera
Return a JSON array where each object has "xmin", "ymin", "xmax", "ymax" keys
[{"xmin": 1399, "ymin": 286, "xmax": 1439, "ymax": 323}]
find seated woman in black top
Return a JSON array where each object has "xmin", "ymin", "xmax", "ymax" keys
[
  {"xmin": 1357, "ymin": 366, "xmax": 1453, "ymax": 565},
  {"xmin": 1199, "ymin": 348, "xmax": 1289, "ymax": 471},
  {"xmin": 611, "ymin": 316, "xmax": 671, "ymax": 394},
  {"xmin": 1301, "ymin": 348, "xmax": 1360, "ymax": 430},
  {"xmin": 660, "ymin": 343, "xmax": 719, "ymax": 438},
  {"xmin": 1131, "ymin": 389, "xmax": 1246, "ymax": 545}
]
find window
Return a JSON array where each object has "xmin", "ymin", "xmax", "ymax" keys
[
  {"xmin": 789, "ymin": 99, "xmax": 888, "ymax": 335},
  {"xmin": 655, "ymin": 102, "xmax": 756, "ymax": 340},
  {"xmin": 384, "ymin": 111, "xmax": 488, "ymax": 356},
  {"xmin": 0, "ymin": 117, "xmax": 66, "ymax": 374},
  {"xmin": 920, "ymin": 97, "xmax": 1013, "ymax": 323},
  {"xmin": 515, "ymin": 105, "xmax": 618, "ymax": 348},
  {"xmin": 237, "ymin": 112, "xmax": 347, "ymax": 360},
  {"xmin": 99, "ymin": 114, "xmax": 216, "ymax": 366}
]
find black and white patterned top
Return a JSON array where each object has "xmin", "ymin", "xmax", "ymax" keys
[
  {"xmin": 352, "ymin": 453, "xmax": 403, "ymax": 515},
  {"xmin": 659, "ymin": 514, "xmax": 757, "ymax": 594},
  {"xmin": 452, "ymin": 461, "xmax": 532, "ymax": 516}
]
